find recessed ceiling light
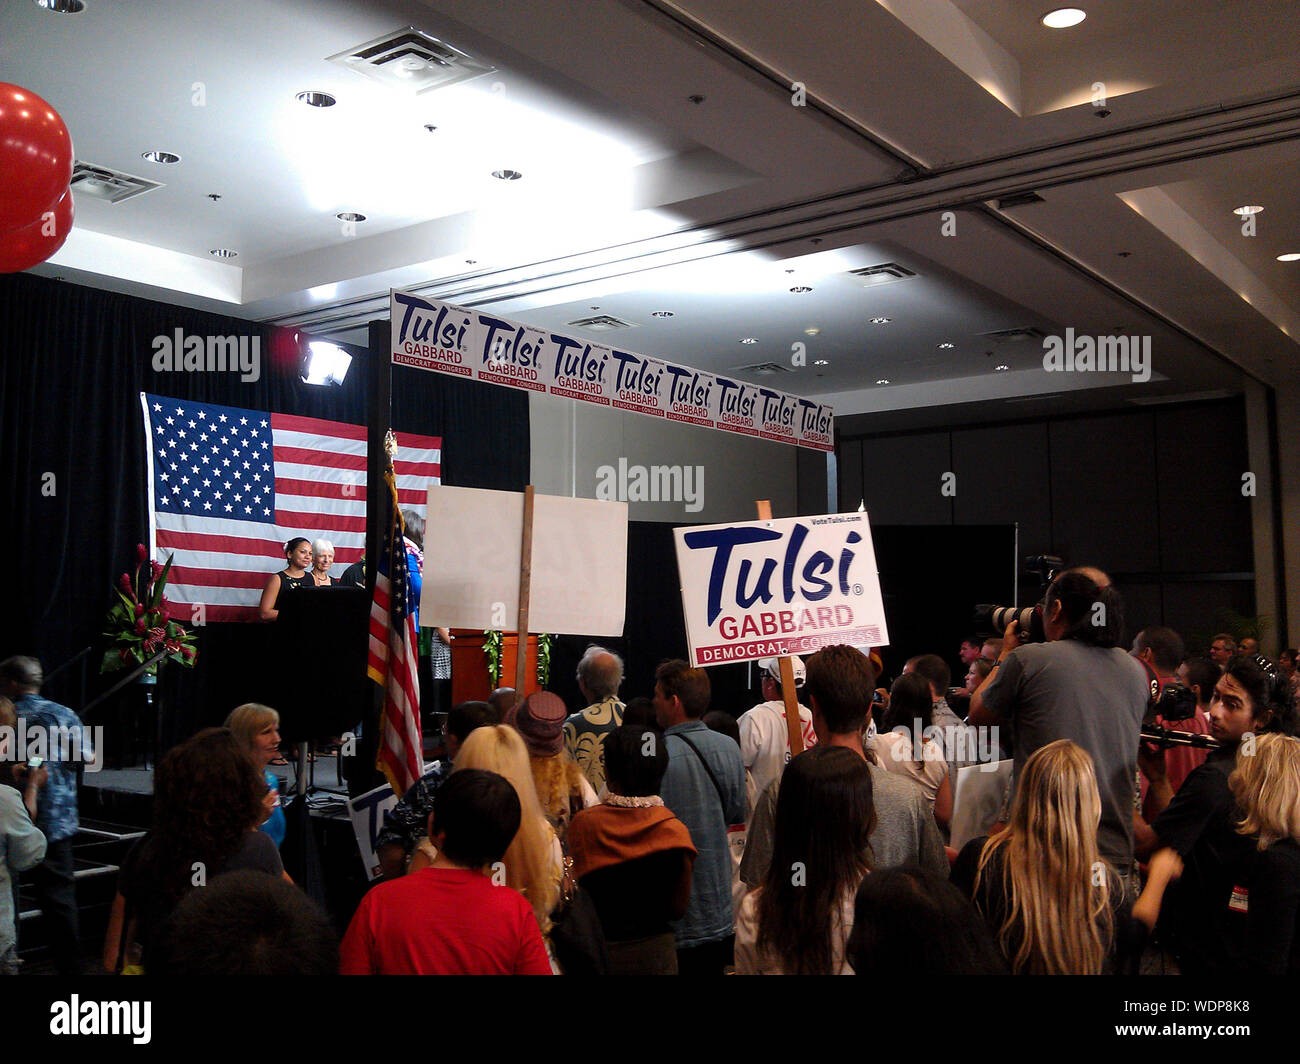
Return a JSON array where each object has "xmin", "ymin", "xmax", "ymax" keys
[
  {"xmin": 492, "ymin": 169, "xmax": 523, "ymax": 181},
  {"xmin": 870, "ymin": 317, "xmax": 891, "ymax": 325},
  {"xmin": 1041, "ymin": 8, "xmax": 1086, "ymax": 29},
  {"xmin": 1277, "ymin": 252, "xmax": 1300, "ymax": 262},
  {"xmin": 804, "ymin": 326, "xmax": 820, "ymax": 336},
  {"xmin": 1233, "ymin": 205, "xmax": 1264, "ymax": 217},
  {"xmin": 651, "ymin": 311, "xmax": 674, "ymax": 317},
  {"xmin": 336, "ymin": 212, "xmax": 366, "ymax": 222},
  {"xmin": 209, "ymin": 248, "xmax": 238, "ymax": 259},
  {"xmin": 739, "ymin": 338, "xmax": 759, "ymax": 344},
  {"xmin": 813, "ymin": 359, "xmax": 829, "ymax": 366},
  {"xmin": 937, "ymin": 342, "xmax": 955, "ymax": 349},
  {"xmin": 142, "ymin": 151, "xmax": 180, "ymax": 165},
  {"xmin": 995, "ymin": 364, "xmax": 1010, "ymax": 372},
  {"xmin": 875, "ymin": 379, "xmax": 890, "ymax": 386},
  {"xmin": 296, "ymin": 91, "xmax": 337, "ymax": 108},
  {"xmin": 34, "ymin": 0, "xmax": 85, "ymax": 12},
  {"xmin": 789, "ymin": 285, "xmax": 813, "ymax": 294}
]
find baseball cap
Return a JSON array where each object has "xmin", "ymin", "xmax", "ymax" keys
[{"xmin": 759, "ymin": 656, "xmax": 806, "ymax": 687}]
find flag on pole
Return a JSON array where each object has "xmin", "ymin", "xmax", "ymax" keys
[{"xmin": 367, "ymin": 430, "xmax": 423, "ymax": 796}]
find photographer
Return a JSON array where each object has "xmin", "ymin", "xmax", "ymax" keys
[
  {"xmin": 1136, "ymin": 654, "xmax": 1299, "ymax": 973},
  {"xmin": 968, "ymin": 568, "xmax": 1149, "ymax": 877}
]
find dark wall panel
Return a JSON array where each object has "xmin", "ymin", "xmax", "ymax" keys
[
  {"xmin": 797, "ymin": 445, "xmax": 829, "ymax": 516},
  {"xmin": 1049, "ymin": 413, "xmax": 1159, "ymax": 573},
  {"xmin": 951, "ymin": 422, "xmax": 1052, "ymax": 557},
  {"xmin": 1156, "ymin": 404, "xmax": 1253, "ymax": 573},
  {"xmin": 859, "ymin": 432, "xmax": 952, "ymax": 525},
  {"xmin": 1162, "ymin": 581, "xmax": 1259, "ymax": 658},
  {"xmin": 837, "ymin": 437, "xmax": 863, "ymax": 514},
  {"xmin": 836, "ymin": 398, "xmax": 1255, "ymax": 652}
]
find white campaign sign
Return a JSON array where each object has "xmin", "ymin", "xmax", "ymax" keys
[
  {"xmin": 389, "ymin": 289, "xmax": 835, "ymax": 452},
  {"xmin": 347, "ymin": 781, "xmax": 398, "ymax": 881},
  {"xmin": 673, "ymin": 511, "xmax": 889, "ymax": 668},
  {"xmin": 423, "ymin": 484, "xmax": 627, "ymax": 636}
]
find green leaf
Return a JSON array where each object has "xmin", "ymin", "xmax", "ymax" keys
[{"xmin": 149, "ymin": 554, "xmax": 175, "ymax": 608}]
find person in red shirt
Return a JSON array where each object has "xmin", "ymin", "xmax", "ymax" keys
[{"xmin": 339, "ymin": 769, "xmax": 552, "ymax": 975}]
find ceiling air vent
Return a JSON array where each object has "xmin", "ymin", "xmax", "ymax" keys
[
  {"xmin": 981, "ymin": 326, "xmax": 1047, "ymax": 344},
  {"xmin": 734, "ymin": 362, "xmax": 791, "ymax": 376},
  {"xmin": 69, "ymin": 161, "xmax": 162, "ymax": 204},
  {"xmin": 566, "ymin": 314, "xmax": 638, "ymax": 331},
  {"xmin": 849, "ymin": 262, "xmax": 916, "ymax": 287},
  {"xmin": 328, "ymin": 28, "xmax": 494, "ymax": 94},
  {"xmin": 996, "ymin": 191, "xmax": 1045, "ymax": 209}
]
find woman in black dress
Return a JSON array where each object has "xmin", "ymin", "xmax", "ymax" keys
[{"xmin": 258, "ymin": 537, "xmax": 314, "ymax": 621}]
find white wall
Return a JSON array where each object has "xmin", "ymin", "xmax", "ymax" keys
[{"xmin": 528, "ymin": 391, "xmax": 799, "ymax": 523}]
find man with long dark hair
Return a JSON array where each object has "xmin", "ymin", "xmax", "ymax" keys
[{"xmin": 968, "ymin": 568, "xmax": 1149, "ymax": 876}]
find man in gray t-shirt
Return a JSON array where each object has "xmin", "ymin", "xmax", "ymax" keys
[{"xmin": 970, "ymin": 570, "xmax": 1149, "ymax": 872}]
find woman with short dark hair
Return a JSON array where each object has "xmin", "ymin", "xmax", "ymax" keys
[{"xmin": 566, "ymin": 726, "xmax": 696, "ymax": 975}]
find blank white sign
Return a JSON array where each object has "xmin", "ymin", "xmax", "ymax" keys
[{"xmin": 423, "ymin": 484, "xmax": 627, "ymax": 636}]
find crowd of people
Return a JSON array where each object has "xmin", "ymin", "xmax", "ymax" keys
[{"xmin": 3, "ymin": 565, "xmax": 1299, "ymax": 976}]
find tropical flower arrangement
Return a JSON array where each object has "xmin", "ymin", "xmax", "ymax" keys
[
  {"xmin": 484, "ymin": 630, "xmax": 553, "ymax": 688},
  {"xmin": 101, "ymin": 544, "xmax": 197, "ymax": 674}
]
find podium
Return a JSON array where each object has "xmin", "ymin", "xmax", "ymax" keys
[
  {"xmin": 450, "ymin": 630, "xmax": 540, "ymax": 706},
  {"xmin": 271, "ymin": 587, "xmax": 371, "ymax": 743}
]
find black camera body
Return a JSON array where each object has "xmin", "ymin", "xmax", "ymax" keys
[
  {"xmin": 973, "ymin": 603, "xmax": 1046, "ymax": 644},
  {"xmin": 1152, "ymin": 681, "xmax": 1198, "ymax": 723}
]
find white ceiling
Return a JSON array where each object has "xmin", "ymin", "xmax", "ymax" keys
[{"xmin": 7, "ymin": 0, "xmax": 1300, "ymax": 428}]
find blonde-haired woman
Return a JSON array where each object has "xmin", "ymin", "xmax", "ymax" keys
[
  {"xmin": 414, "ymin": 724, "xmax": 562, "ymax": 940},
  {"xmin": 951, "ymin": 739, "xmax": 1138, "ymax": 974},
  {"xmin": 223, "ymin": 703, "xmax": 285, "ymax": 849},
  {"xmin": 1133, "ymin": 732, "xmax": 1300, "ymax": 974}
]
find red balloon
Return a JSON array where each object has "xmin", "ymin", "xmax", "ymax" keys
[
  {"xmin": 0, "ymin": 82, "xmax": 74, "ymax": 234},
  {"xmin": 0, "ymin": 186, "xmax": 74, "ymax": 273}
]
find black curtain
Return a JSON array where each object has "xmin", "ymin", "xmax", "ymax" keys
[{"xmin": 0, "ymin": 273, "xmax": 528, "ymax": 743}]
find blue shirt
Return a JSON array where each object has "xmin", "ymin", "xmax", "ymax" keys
[
  {"xmin": 660, "ymin": 721, "xmax": 746, "ymax": 949},
  {"xmin": 261, "ymin": 769, "xmax": 286, "ymax": 849},
  {"xmin": 14, "ymin": 694, "xmax": 90, "ymax": 843}
]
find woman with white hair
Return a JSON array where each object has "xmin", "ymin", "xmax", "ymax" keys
[{"xmin": 309, "ymin": 539, "xmax": 337, "ymax": 587}]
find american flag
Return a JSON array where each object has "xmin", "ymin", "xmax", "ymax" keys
[
  {"xmin": 140, "ymin": 393, "xmax": 441, "ymax": 621},
  {"xmin": 368, "ymin": 448, "xmax": 422, "ymax": 796}
]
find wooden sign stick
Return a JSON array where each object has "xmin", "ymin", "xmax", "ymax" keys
[
  {"xmin": 755, "ymin": 499, "xmax": 804, "ymax": 757},
  {"xmin": 515, "ymin": 485, "xmax": 535, "ymax": 695}
]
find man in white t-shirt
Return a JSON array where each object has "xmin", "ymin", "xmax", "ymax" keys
[{"xmin": 737, "ymin": 657, "xmax": 817, "ymax": 804}]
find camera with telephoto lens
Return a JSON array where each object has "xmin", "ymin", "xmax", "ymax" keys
[{"xmin": 972, "ymin": 603, "xmax": 1046, "ymax": 644}]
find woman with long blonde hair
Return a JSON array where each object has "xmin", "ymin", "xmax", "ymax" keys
[
  {"xmin": 442, "ymin": 724, "xmax": 562, "ymax": 933},
  {"xmin": 951, "ymin": 739, "xmax": 1117, "ymax": 974}
]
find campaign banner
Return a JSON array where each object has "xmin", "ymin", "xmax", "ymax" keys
[
  {"xmin": 390, "ymin": 289, "xmax": 834, "ymax": 452},
  {"xmin": 673, "ymin": 511, "xmax": 889, "ymax": 668}
]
